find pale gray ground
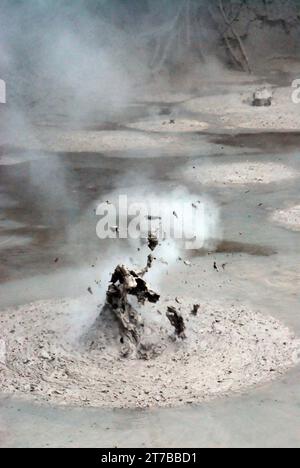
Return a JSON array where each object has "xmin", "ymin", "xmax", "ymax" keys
[
  {"xmin": 1, "ymin": 296, "xmax": 299, "ymax": 409},
  {"xmin": 272, "ymin": 205, "xmax": 300, "ymax": 232},
  {"xmin": 179, "ymin": 162, "xmax": 298, "ymax": 186}
]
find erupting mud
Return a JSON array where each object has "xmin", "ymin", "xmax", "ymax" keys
[
  {"xmin": 103, "ymin": 246, "xmax": 160, "ymax": 359},
  {"xmin": 166, "ymin": 306, "xmax": 186, "ymax": 339},
  {"xmin": 0, "ymin": 237, "xmax": 300, "ymax": 409}
]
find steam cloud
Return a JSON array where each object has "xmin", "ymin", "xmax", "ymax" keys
[{"xmin": 0, "ymin": 1, "xmax": 222, "ymax": 335}]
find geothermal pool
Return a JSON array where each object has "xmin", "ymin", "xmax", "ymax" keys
[{"xmin": 1, "ymin": 118, "xmax": 300, "ymax": 446}]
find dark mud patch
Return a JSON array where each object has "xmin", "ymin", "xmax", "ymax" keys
[
  {"xmin": 83, "ymin": 122, "xmax": 128, "ymax": 132},
  {"xmin": 0, "ymin": 145, "xmax": 30, "ymax": 157},
  {"xmin": 211, "ymin": 132, "xmax": 300, "ymax": 153},
  {"xmin": 191, "ymin": 240, "xmax": 277, "ymax": 258}
]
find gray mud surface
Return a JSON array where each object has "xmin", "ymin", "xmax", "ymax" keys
[{"xmin": 1, "ymin": 78, "xmax": 300, "ymax": 446}]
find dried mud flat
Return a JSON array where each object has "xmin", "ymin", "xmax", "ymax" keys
[
  {"xmin": 127, "ymin": 118, "xmax": 209, "ymax": 133},
  {"xmin": 181, "ymin": 162, "xmax": 298, "ymax": 186},
  {"xmin": 0, "ymin": 297, "xmax": 299, "ymax": 409},
  {"xmin": 271, "ymin": 205, "xmax": 300, "ymax": 232}
]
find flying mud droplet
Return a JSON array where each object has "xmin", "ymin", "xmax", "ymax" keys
[
  {"xmin": 166, "ymin": 306, "xmax": 186, "ymax": 340},
  {"xmin": 191, "ymin": 304, "xmax": 200, "ymax": 316},
  {"xmin": 148, "ymin": 232, "xmax": 159, "ymax": 251}
]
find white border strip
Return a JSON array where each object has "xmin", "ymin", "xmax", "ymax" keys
[{"xmin": 0, "ymin": 79, "xmax": 6, "ymax": 103}]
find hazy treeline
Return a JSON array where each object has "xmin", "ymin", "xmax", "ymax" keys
[{"xmin": 0, "ymin": 0, "xmax": 299, "ymax": 116}]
